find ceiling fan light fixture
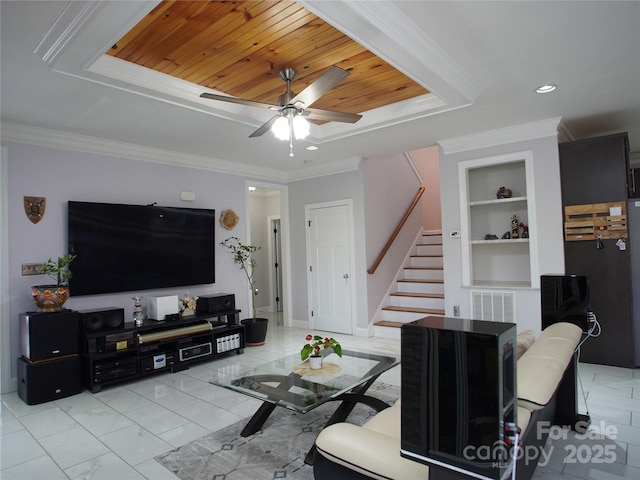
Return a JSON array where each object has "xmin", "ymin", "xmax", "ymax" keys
[
  {"xmin": 292, "ymin": 114, "xmax": 310, "ymax": 139},
  {"xmin": 272, "ymin": 115, "xmax": 290, "ymax": 140}
]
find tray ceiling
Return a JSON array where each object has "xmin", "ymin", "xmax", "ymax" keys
[{"xmin": 107, "ymin": 0, "xmax": 429, "ymax": 118}]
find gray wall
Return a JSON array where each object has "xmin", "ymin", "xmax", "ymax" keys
[
  {"xmin": 287, "ymin": 169, "xmax": 368, "ymax": 332},
  {"xmin": 4, "ymin": 140, "xmax": 250, "ymax": 379}
]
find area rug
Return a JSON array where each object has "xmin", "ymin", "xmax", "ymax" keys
[{"xmin": 156, "ymin": 382, "xmax": 400, "ymax": 480}]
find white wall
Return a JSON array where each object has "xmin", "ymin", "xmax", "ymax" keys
[
  {"xmin": 411, "ymin": 145, "xmax": 442, "ymax": 232},
  {"xmin": 4, "ymin": 140, "xmax": 251, "ymax": 382},
  {"xmin": 439, "ymin": 123, "xmax": 565, "ymax": 334}
]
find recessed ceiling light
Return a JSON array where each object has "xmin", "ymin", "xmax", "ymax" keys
[
  {"xmin": 306, "ymin": 145, "xmax": 318, "ymax": 151},
  {"xmin": 535, "ymin": 84, "xmax": 557, "ymax": 94}
]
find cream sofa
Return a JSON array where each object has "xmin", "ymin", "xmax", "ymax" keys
[{"xmin": 313, "ymin": 322, "xmax": 584, "ymax": 480}]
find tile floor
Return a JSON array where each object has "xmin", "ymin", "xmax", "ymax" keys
[{"xmin": 1, "ymin": 315, "xmax": 638, "ymax": 480}]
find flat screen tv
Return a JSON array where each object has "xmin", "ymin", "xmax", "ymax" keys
[{"xmin": 68, "ymin": 201, "xmax": 215, "ymax": 296}]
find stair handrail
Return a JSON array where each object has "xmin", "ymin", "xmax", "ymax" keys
[{"xmin": 368, "ymin": 186, "xmax": 425, "ymax": 275}]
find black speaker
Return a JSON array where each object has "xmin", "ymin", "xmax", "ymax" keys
[
  {"xmin": 196, "ymin": 293, "xmax": 235, "ymax": 314},
  {"xmin": 20, "ymin": 310, "xmax": 79, "ymax": 361},
  {"xmin": 17, "ymin": 355, "xmax": 82, "ymax": 405},
  {"xmin": 79, "ymin": 307, "xmax": 125, "ymax": 332}
]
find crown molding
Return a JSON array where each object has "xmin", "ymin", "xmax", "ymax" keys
[
  {"xmin": 438, "ymin": 117, "xmax": 563, "ymax": 155},
  {"xmin": 1, "ymin": 122, "xmax": 287, "ymax": 182}
]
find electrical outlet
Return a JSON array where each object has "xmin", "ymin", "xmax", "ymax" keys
[
  {"xmin": 22, "ymin": 263, "xmax": 45, "ymax": 275},
  {"xmin": 453, "ymin": 305, "xmax": 460, "ymax": 317}
]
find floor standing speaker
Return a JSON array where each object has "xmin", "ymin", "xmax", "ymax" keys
[
  {"xmin": 17, "ymin": 355, "xmax": 82, "ymax": 405},
  {"xmin": 20, "ymin": 310, "xmax": 79, "ymax": 361}
]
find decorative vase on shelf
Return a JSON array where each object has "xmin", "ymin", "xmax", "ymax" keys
[
  {"xmin": 30, "ymin": 285, "xmax": 69, "ymax": 312},
  {"xmin": 308, "ymin": 355, "xmax": 323, "ymax": 370}
]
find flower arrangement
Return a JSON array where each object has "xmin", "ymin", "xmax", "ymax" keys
[
  {"xmin": 180, "ymin": 292, "xmax": 198, "ymax": 314},
  {"xmin": 301, "ymin": 334, "xmax": 342, "ymax": 361}
]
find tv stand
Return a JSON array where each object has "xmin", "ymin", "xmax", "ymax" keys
[{"xmin": 80, "ymin": 310, "xmax": 244, "ymax": 393}]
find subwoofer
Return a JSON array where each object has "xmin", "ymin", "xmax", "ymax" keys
[
  {"xmin": 17, "ymin": 355, "xmax": 82, "ymax": 405},
  {"xmin": 196, "ymin": 293, "xmax": 235, "ymax": 314},
  {"xmin": 79, "ymin": 307, "xmax": 125, "ymax": 332},
  {"xmin": 20, "ymin": 310, "xmax": 79, "ymax": 361}
]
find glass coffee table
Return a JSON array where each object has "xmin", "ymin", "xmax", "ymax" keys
[{"xmin": 211, "ymin": 349, "xmax": 399, "ymax": 464}]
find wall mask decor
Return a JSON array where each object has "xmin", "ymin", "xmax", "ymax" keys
[{"xmin": 24, "ymin": 196, "xmax": 46, "ymax": 224}]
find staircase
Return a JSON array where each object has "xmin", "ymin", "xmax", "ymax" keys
[{"xmin": 374, "ymin": 232, "xmax": 445, "ymax": 338}]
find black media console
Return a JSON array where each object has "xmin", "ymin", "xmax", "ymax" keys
[{"xmin": 81, "ymin": 310, "xmax": 245, "ymax": 393}]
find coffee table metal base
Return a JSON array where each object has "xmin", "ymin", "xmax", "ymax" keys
[{"xmin": 240, "ymin": 376, "xmax": 391, "ymax": 464}]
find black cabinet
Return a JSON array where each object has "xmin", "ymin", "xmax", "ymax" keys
[
  {"xmin": 80, "ymin": 311, "xmax": 245, "ymax": 392},
  {"xmin": 559, "ymin": 133, "xmax": 636, "ymax": 367}
]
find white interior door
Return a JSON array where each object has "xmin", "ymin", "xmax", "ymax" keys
[{"xmin": 306, "ymin": 201, "xmax": 354, "ymax": 335}]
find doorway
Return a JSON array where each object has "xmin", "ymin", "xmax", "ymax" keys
[
  {"xmin": 305, "ymin": 200, "xmax": 355, "ymax": 335},
  {"xmin": 246, "ymin": 181, "xmax": 291, "ymax": 327}
]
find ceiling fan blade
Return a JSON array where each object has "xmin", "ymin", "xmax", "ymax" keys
[
  {"xmin": 249, "ymin": 115, "xmax": 280, "ymax": 138},
  {"xmin": 200, "ymin": 92, "xmax": 278, "ymax": 110},
  {"xmin": 304, "ymin": 107, "xmax": 362, "ymax": 124},
  {"xmin": 290, "ymin": 66, "xmax": 349, "ymax": 108}
]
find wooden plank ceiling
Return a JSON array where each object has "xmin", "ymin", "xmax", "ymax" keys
[{"xmin": 107, "ymin": 0, "xmax": 429, "ymax": 117}]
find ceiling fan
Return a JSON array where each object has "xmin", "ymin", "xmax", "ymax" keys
[{"xmin": 199, "ymin": 66, "xmax": 362, "ymax": 140}]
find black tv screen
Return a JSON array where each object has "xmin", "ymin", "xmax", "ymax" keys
[{"xmin": 68, "ymin": 201, "xmax": 215, "ymax": 296}]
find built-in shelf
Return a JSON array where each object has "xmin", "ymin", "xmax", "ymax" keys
[
  {"xmin": 471, "ymin": 238, "xmax": 530, "ymax": 245},
  {"xmin": 459, "ymin": 151, "xmax": 538, "ymax": 288}
]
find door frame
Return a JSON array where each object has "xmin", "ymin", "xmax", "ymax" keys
[
  {"xmin": 245, "ymin": 180, "xmax": 292, "ymax": 326},
  {"xmin": 305, "ymin": 199, "xmax": 357, "ymax": 334},
  {"xmin": 1, "ymin": 147, "xmax": 11, "ymax": 393}
]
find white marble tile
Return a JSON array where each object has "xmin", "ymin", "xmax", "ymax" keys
[
  {"xmin": 627, "ymin": 443, "xmax": 640, "ymax": 468},
  {"xmin": 0, "ymin": 406, "xmax": 24, "ymax": 436},
  {"xmin": 93, "ymin": 386, "xmax": 154, "ymax": 413},
  {"xmin": 135, "ymin": 458, "xmax": 181, "ymax": 480},
  {"xmin": 1, "ymin": 395, "xmax": 56, "ymax": 418},
  {"xmin": 124, "ymin": 402, "xmax": 190, "ymax": 435},
  {"xmin": 53, "ymin": 391, "xmax": 106, "ymax": 415},
  {"xmin": 157, "ymin": 421, "xmax": 210, "ymax": 447},
  {"xmin": 0, "ymin": 429, "xmax": 47, "ymax": 469},
  {"xmin": 0, "ymin": 454, "xmax": 67, "ymax": 480},
  {"xmin": 98, "ymin": 424, "xmax": 173, "ymax": 465},
  {"xmin": 141, "ymin": 384, "xmax": 199, "ymax": 410},
  {"xmin": 176, "ymin": 398, "xmax": 244, "ymax": 431},
  {"xmin": 64, "ymin": 452, "xmax": 147, "ymax": 480},
  {"xmin": 38, "ymin": 425, "xmax": 110, "ymax": 469},
  {"xmin": 70, "ymin": 405, "xmax": 135, "ymax": 436},
  {"xmin": 19, "ymin": 406, "xmax": 78, "ymax": 439},
  {"xmin": 155, "ymin": 372, "xmax": 210, "ymax": 393}
]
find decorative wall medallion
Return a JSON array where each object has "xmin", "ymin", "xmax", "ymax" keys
[
  {"xmin": 220, "ymin": 209, "xmax": 239, "ymax": 230},
  {"xmin": 24, "ymin": 196, "xmax": 46, "ymax": 224}
]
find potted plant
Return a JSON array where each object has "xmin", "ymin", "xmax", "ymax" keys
[
  {"xmin": 220, "ymin": 236, "xmax": 268, "ymax": 346},
  {"xmin": 30, "ymin": 254, "xmax": 76, "ymax": 312},
  {"xmin": 301, "ymin": 334, "xmax": 342, "ymax": 369}
]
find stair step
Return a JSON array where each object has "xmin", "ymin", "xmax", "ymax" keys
[
  {"xmin": 374, "ymin": 321, "xmax": 406, "ymax": 328},
  {"xmin": 398, "ymin": 278, "xmax": 443, "ymax": 283},
  {"xmin": 391, "ymin": 292, "xmax": 444, "ymax": 299},
  {"xmin": 382, "ymin": 306, "xmax": 446, "ymax": 315}
]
